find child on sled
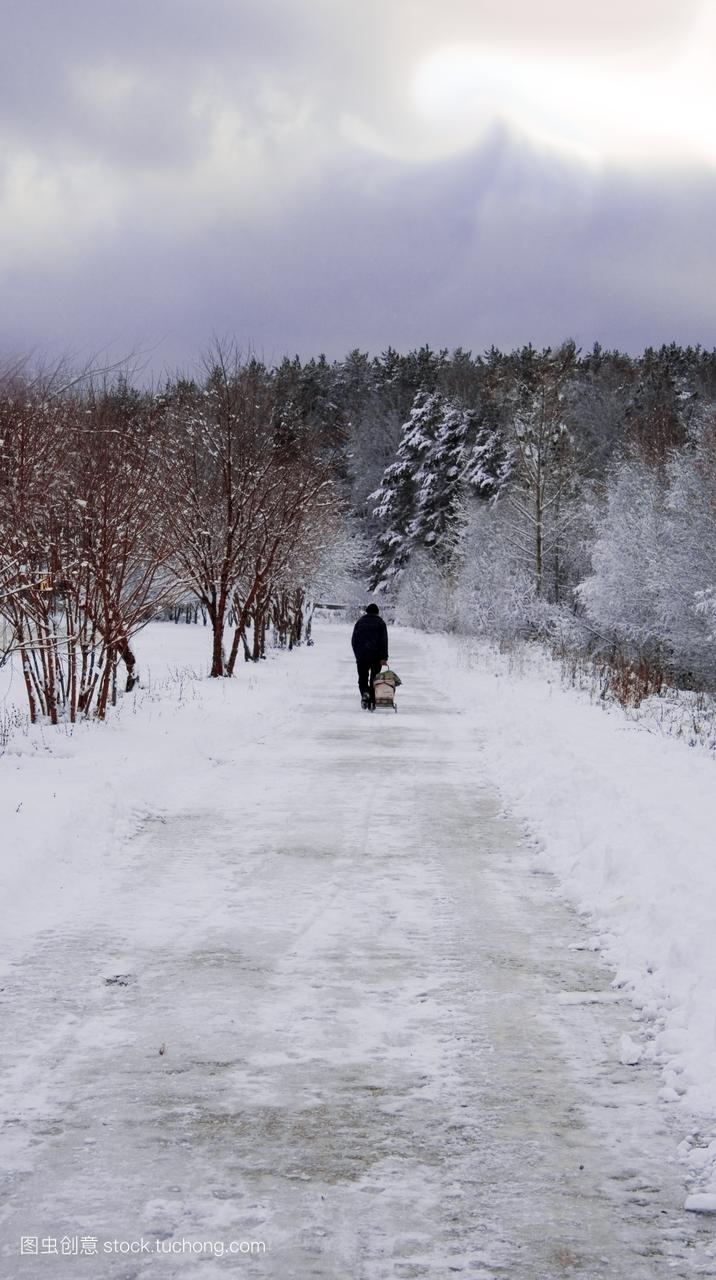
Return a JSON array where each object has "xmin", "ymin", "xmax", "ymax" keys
[{"xmin": 371, "ymin": 662, "xmax": 402, "ymax": 711}]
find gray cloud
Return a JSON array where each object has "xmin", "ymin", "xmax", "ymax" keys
[{"xmin": 1, "ymin": 0, "xmax": 715, "ymax": 373}]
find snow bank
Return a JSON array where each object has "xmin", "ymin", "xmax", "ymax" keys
[
  {"xmin": 0, "ymin": 621, "xmax": 315, "ymax": 966},
  {"xmin": 423, "ymin": 633, "xmax": 716, "ymax": 1199}
]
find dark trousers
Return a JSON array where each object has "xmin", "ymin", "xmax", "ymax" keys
[{"xmin": 356, "ymin": 657, "xmax": 382, "ymax": 705}]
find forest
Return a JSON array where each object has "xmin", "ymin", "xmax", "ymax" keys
[
  {"xmin": 356, "ymin": 340, "xmax": 716, "ymax": 701},
  {"xmin": 2, "ymin": 338, "xmax": 716, "ymax": 721}
]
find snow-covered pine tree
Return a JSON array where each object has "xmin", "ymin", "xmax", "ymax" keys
[
  {"xmin": 464, "ymin": 418, "xmax": 506, "ymax": 498},
  {"xmin": 461, "ymin": 346, "xmax": 511, "ymax": 500},
  {"xmin": 408, "ymin": 397, "xmax": 473, "ymax": 568},
  {"xmin": 368, "ymin": 390, "xmax": 443, "ymax": 590}
]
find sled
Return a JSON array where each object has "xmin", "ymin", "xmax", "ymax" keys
[{"xmin": 372, "ymin": 668, "xmax": 400, "ymax": 712}]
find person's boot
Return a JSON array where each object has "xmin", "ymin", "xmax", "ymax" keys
[{"xmin": 361, "ymin": 693, "xmax": 370, "ymax": 710}]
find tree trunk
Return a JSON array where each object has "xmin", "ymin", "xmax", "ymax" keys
[
  {"xmin": 96, "ymin": 651, "xmax": 114, "ymax": 720},
  {"xmin": 117, "ymin": 637, "xmax": 139, "ymax": 691},
  {"xmin": 226, "ymin": 578, "xmax": 263, "ymax": 676},
  {"xmin": 67, "ymin": 608, "xmax": 77, "ymax": 724},
  {"xmin": 535, "ymin": 478, "xmax": 543, "ymax": 597},
  {"xmin": 251, "ymin": 608, "xmax": 262, "ymax": 661},
  {"xmin": 210, "ymin": 617, "xmax": 225, "ymax": 677},
  {"xmin": 17, "ymin": 623, "xmax": 38, "ymax": 722}
]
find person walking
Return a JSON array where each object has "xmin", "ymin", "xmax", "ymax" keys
[{"xmin": 351, "ymin": 603, "xmax": 389, "ymax": 710}]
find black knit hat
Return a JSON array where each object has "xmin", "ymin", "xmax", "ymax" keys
[{"xmin": 365, "ymin": 603, "xmax": 380, "ymax": 615}]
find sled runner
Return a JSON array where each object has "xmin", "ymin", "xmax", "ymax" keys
[{"xmin": 372, "ymin": 667, "xmax": 401, "ymax": 712}]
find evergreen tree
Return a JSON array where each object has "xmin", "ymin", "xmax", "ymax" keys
[
  {"xmin": 369, "ymin": 390, "xmax": 443, "ymax": 590},
  {"xmin": 409, "ymin": 397, "xmax": 473, "ymax": 568}
]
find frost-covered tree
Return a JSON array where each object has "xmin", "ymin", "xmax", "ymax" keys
[
  {"xmin": 655, "ymin": 423, "xmax": 716, "ymax": 680},
  {"xmin": 452, "ymin": 500, "xmax": 555, "ymax": 640},
  {"xmin": 499, "ymin": 343, "xmax": 580, "ymax": 600},
  {"xmin": 369, "ymin": 388, "xmax": 495, "ymax": 587},
  {"xmin": 579, "ymin": 421, "xmax": 716, "ymax": 683},
  {"xmin": 408, "ymin": 398, "xmax": 474, "ymax": 568},
  {"xmin": 578, "ymin": 457, "xmax": 666, "ymax": 655},
  {"xmin": 393, "ymin": 547, "xmax": 460, "ymax": 631},
  {"xmin": 395, "ymin": 499, "xmax": 555, "ymax": 640},
  {"xmin": 369, "ymin": 390, "xmax": 444, "ymax": 590}
]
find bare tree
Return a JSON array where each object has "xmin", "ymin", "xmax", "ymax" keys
[
  {"xmin": 63, "ymin": 381, "xmax": 181, "ymax": 713},
  {"xmin": 0, "ymin": 373, "xmax": 181, "ymax": 721},
  {"xmin": 0, "ymin": 378, "xmax": 73, "ymax": 721},
  {"xmin": 225, "ymin": 451, "xmax": 337, "ymax": 671},
  {"xmin": 161, "ymin": 346, "xmax": 340, "ymax": 676},
  {"xmin": 160, "ymin": 348, "xmax": 280, "ymax": 676}
]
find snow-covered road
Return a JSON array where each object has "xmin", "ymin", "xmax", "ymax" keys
[{"xmin": 1, "ymin": 626, "xmax": 715, "ymax": 1278}]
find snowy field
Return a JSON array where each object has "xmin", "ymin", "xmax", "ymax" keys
[{"xmin": 1, "ymin": 621, "xmax": 716, "ymax": 1277}]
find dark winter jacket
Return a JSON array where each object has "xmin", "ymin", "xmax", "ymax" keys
[{"xmin": 351, "ymin": 613, "xmax": 389, "ymax": 662}]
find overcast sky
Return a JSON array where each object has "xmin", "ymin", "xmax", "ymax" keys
[{"xmin": 2, "ymin": 0, "xmax": 715, "ymax": 374}]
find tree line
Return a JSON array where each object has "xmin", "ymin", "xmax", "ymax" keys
[
  {"xmin": 4, "ymin": 337, "xmax": 716, "ymax": 721},
  {"xmin": 0, "ymin": 348, "xmax": 341, "ymax": 721},
  {"xmin": 354, "ymin": 341, "xmax": 716, "ymax": 694}
]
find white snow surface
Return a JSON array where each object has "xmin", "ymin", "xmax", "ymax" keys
[
  {"xmin": 432, "ymin": 639, "xmax": 716, "ymax": 1137},
  {"xmin": 1, "ymin": 622, "xmax": 716, "ymax": 1277}
]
